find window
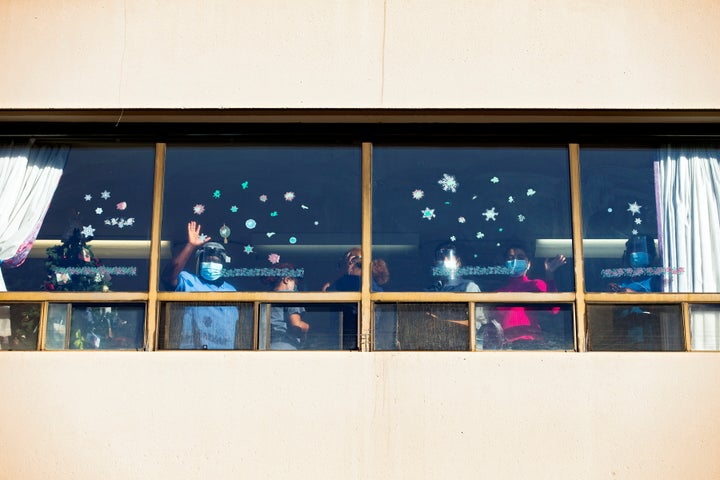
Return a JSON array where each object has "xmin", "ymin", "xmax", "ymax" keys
[{"xmin": 1, "ymin": 131, "xmax": 719, "ymax": 352}]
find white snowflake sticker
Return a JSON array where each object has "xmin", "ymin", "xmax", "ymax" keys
[
  {"xmin": 100, "ymin": 190, "xmax": 111, "ymax": 200},
  {"xmin": 81, "ymin": 225, "xmax": 95, "ymax": 238},
  {"xmin": 527, "ymin": 189, "xmax": 536, "ymax": 196},
  {"xmin": 482, "ymin": 207, "xmax": 498, "ymax": 221},
  {"xmin": 476, "ymin": 232, "xmax": 485, "ymax": 239},
  {"xmin": 193, "ymin": 204, "xmax": 205, "ymax": 215},
  {"xmin": 412, "ymin": 189, "xmax": 424, "ymax": 200},
  {"xmin": 627, "ymin": 201, "xmax": 642, "ymax": 215},
  {"xmin": 438, "ymin": 174, "xmax": 459, "ymax": 193},
  {"xmin": 284, "ymin": 191, "xmax": 295, "ymax": 202}
]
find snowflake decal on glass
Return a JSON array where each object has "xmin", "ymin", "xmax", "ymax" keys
[
  {"xmin": 438, "ymin": 174, "xmax": 459, "ymax": 193},
  {"xmin": 412, "ymin": 189, "xmax": 424, "ymax": 200},
  {"xmin": 198, "ymin": 234, "xmax": 208, "ymax": 243},
  {"xmin": 259, "ymin": 195, "xmax": 268, "ymax": 202},
  {"xmin": 243, "ymin": 245, "xmax": 254, "ymax": 254},
  {"xmin": 212, "ymin": 190, "xmax": 221, "ymax": 199},
  {"xmin": 508, "ymin": 196, "xmax": 514, "ymax": 203},
  {"xmin": 476, "ymin": 232, "xmax": 485, "ymax": 239},
  {"xmin": 241, "ymin": 181, "xmax": 249, "ymax": 189},
  {"xmin": 490, "ymin": 177, "xmax": 500, "ymax": 184},
  {"xmin": 230, "ymin": 205, "xmax": 238, "ymax": 213},
  {"xmin": 81, "ymin": 225, "xmax": 95, "ymax": 238},
  {"xmin": 527, "ymin": 189, "xmax": 536, "ymax": 196},
  {"xmin": 421, "ymin": 207, "xmax": 436, "ymax": 220},
  {"xmin": 635, "ymin": 218, "xmax": 643, "ymax": 225},
  {"xmin": 193, "ymin": 204, "xmax": 205, "ymax": 215},
  {"xmin": 450, "ymin": 236, "xmax": 456, "ymax": 242},
  {"xmin": 95, "ymin": 208, "xmax": 103, "ymax": 215},
  {"xmin": 268, "ymin": 253, "xmax": 280, "ymax": 264},
  {"xmin": 627, "ymin": 201, "xmax": 642, "ymax": 215},
  {"xmin": 284, "ymin": 191, "xmax": 295, "ymax": 202},
  {"xmin": 482, "ymin": 207, "xmax": 498, "ymax": 221},
  {"xmin": 245, "ymin": 219, "xmax": 257, "ymax": 229},
  {"xmin": 458, "ymin": 217, "xmax": 466, "ymax": 223},
  {"xmin": 100, "ymin": 190, "xmax": 111, "ymax": 200},
  {"xmin": 270, "ymin": 211, "xmax": 278, "ymax": 217},
  {"xmin": 517, "ymin": 214, "xmax": 526, "ymax": 222},
  {"xmin": 84, "ymin": 194, "xmax": 92, "ymax": 201},
  {"xmin": 632, "ymin": 229, "xmax": 639, "ymax": 235}
]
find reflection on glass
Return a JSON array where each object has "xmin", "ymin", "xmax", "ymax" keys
[
  {"xmin": 0, "ymin": 304, "xmax": 40, "ymax": 351},
  {"xmin": 587, "ymin": 304, "xmax": 683, "ymax": 351},
  {"xmin": 160, "ymin": 302, "xmax": 254, "ymax": 350},
  {"xmin": 478, "ymin": 303, "xmax": 574, "ymax": 351},
  {"xmin": 582, "ymin": 145, "xmax": 720, "ymax": 293},
  {"xmin": 372, "ymin": 146, "xmax": 573, "ymax": 292},
  {"xmin": 690, "ymin": 305, "xmax": 720, "ymax": 351},
  {"xmin": 161, "ymin": 146, "xmax": 361, "ymax": 292},
  {"xmin": 45, "ymin": 303, "xmax": 145, "ymax": 350}
]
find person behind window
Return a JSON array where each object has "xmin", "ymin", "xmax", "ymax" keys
[
  {"xmin": 322, "ymin": 247, "xmax": 390, "ymax": 350},
  {"xmin": 491, "ymin": 243, "xmax": 566, "ymax": 349},
  {"xmin": 607, "ymin": 234, "xmax": 661, "ymax": 350},
  {"xmin": 608, "ymin": 234, "xmax": 660, "ymax": 293},
  {"xmin": 426, "ymin": 243, "xmax": 481, "ymax": 293},
  {"xmin": 261, "ymin": 263, "xmax": 309, "ymax": 350},
  {"xmin": 161, "ymin": 221, "xmax": 238, "ymax": 349}
]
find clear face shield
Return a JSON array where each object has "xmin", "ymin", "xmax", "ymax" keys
[
  {"xmin": 435, "ymin": 245, "xmax": 460, "ymax": 282},
  {"xmin": 197, "ymin": 242, "xmax": 230, "ymax": 281}
]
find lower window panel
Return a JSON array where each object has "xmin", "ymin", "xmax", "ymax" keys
[
  {"xmin": 689, "ymin": 304, "xmax": 720, "ymax": 351},
  {"xmin": 47, "ymin": 303, "xmax": 145, "ymax": 350},
  {"xmin": 0, "ymin": 303, "xmax": 41, "ymax": 351},
  {"xmin": 374, "ymin": 303, "xmax": 575, "ymax": 351},
  {"xmin": 587, "ymin": 304, "xmax": 684, "ymax": 351}
]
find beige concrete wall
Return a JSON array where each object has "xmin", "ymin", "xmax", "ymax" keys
[
  {"xmin": 0, "ymin": 352, "xmax": 719, "ymax": 480},
  {"xmin": 1, "ymin": 0, "xmax": 719, "ymax": 109}
]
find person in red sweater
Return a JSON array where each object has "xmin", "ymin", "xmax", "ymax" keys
[{"xmin": 494, "ymin": 244, "xmax": 567, "ymax": 349}]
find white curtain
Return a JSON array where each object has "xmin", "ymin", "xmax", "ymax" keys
[
  {"xmin": 0, "ymin": 144, "xmax": 69, "ymax": 291},
  {"xmin": 655, "ymin": 145, "xmax": 720, "ymax": 350}
]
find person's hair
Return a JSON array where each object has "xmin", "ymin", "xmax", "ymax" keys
[
  {"xmin": 337, "ymin": 247, "xmax": 390, "ymax": 286},
  {"xmin": 504, "ymin": 241, "xmax": 533, "ymax": 261},
  {"xmin": 261, "ymin": 263, "xmax": 299, "ymax": 289}
]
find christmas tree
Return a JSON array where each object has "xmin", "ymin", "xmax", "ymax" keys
[{"xmin": 43, "ymin": 228, "xmax": 111, "ymax": 292}]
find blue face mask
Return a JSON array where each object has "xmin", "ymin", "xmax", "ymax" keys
[
  {"xmin": 629, "ymin": 252, "xmax": 649, "ymax": 268},
  {"xmin": 506, "ymin": 259, "xmax": 528, "ymax": 277},
  {"xmin": 200, "ymin": 262, "xmax": 223, "ymax": 281}
]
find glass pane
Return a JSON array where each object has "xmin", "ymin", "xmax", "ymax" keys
[
  {"xmin": 1, "ymin": 144, "xmax": 155, "ymax": 292},
  {"xmin": 478, "ymin": 303, "xmax": 574, "ymax": 351},
  {"xmin": 259, "ymin": 303, "xmax": 356, "ymax": 350},
  {"xmin": 159, "ymin": 302, "xmax": 254, "ymax": 350},
  {"xmin": 581, "ymin": 145, "xmax": 720, "ymax": 293},
  {"xmin": 0, "ymin": 304, "xmax": 40, "ymax": 351},
  {"xmin": 161, "ymin": 146, "xmax": 361, "ymax": 292},
  {"xmin": 587, "ymin": 304, "xmax": 683, "ymax": 351},
  {"xmin": 377, "ymin": 303, "xmax": 470, "ymax": 351},
  {"xmin": 45, "ymin": 303, "xmax": 145, "ymax": 350},
  {"xmin": 689, "ymin": 304, "xmax": 720, "ymax": 351},
  {"xmin": 372, "ymin": 146, "xmax": 574, "ymax": 292}
]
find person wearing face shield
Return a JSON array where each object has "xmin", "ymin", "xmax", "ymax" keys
[
  {"xmin": 162, "ymin": 221, "xmax": 238, "ymax": 349},
  {"xmin": 492, "ymin": 244, "xmax": 566, "ymax": 349},
  {"xmin": 428, "ymin": 243, "xmax": 481, "ymax": 293},
  {"xmin": 608, "ymin": 234, "xmax": 660, "ymax": 293}
]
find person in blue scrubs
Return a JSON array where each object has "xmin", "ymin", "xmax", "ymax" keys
[{"xmin": 162, "ymin": 221, "xmax": 238, "ymax": 349}]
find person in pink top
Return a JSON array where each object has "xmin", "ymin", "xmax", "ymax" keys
[{"xmin": 494, "ymin": 244, "xmax": 567, "ymax": 349}]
